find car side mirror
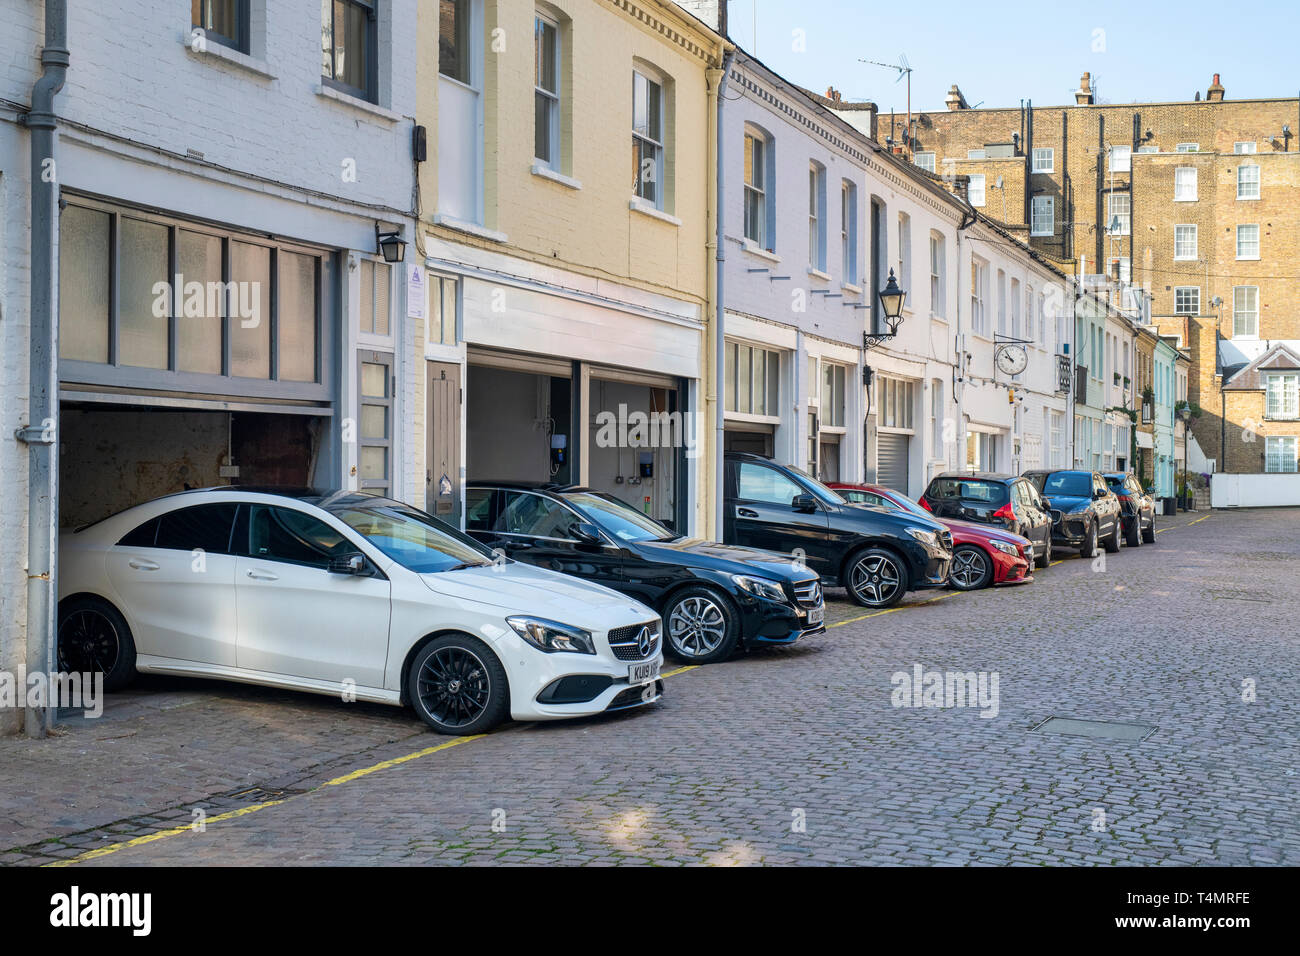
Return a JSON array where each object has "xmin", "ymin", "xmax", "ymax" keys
[
  {"xmin": 1093, "ymin": 489, "xmax": 1107, "ymax": 500},
  {"xmin": 328, "ymin": 552, "xmax": 372, "ymax": 576},
  {"xmin": 791, "ymin": 494, "xmax": 818, "ymax": 513},
  {"xmin": 571, "ymin": 522, "xmax": 605, "ymax": 545}
]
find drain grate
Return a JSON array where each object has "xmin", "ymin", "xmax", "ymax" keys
[
  {"xmin": 224, "ymin": 786, "xmax": 301, "ymax": 803},
  {"xmin": 1029, "ymin": 716, "xmax": 1157, "ymax": 742}
]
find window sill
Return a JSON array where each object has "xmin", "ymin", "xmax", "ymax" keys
[
  {"xmin": 433, "ymin": 214, "xmax": 508, "ymax": 244},
  {"xmin": 1173, "ymin": 197, "xmax": 1198, "ymax": 202},
  {"xmin": 741, "ymin": 239, "xmax": 780, "ymax": 263},
  {"xmin": 629, "ymin": 198, "xmax": 681, "ymax": 226},
  {"xmin": 1237, "ymin": 196, "xmax": 1261, "ymax": 202},
  {"xmin": 182, "ymin": 32, "xmax": 276, "ymax": 80},
  {"xmin": 1173, "ymin": 256, "xmax": 1199, "ymax": 262},
  {"xmin": 1237, "ymin": 256, "xmax": 1261, "ymax": 262},
  {"xmin": 316, "ymin": 83, "xmax": 402, "ymax": 123},
  {"xmin": 806, "ymin": 267, "xmax": 831, "ymax": 283},
  {"xmin": 531, "ymin": 164, "xmax": 582, "ymax": 190},
  {"xmin": 841, "ymin": 282, "xmax": 862, "ymax": 296}
]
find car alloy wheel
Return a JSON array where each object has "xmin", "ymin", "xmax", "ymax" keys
[
  {"xmin": 58, "ymin": 607, "xmax": 121, "ymax": 676},
  {"xmin": 1035, "ymin": 536, "xmax": 1052, "ymax": 569},
  {"xmin": 416, "ymin": 645, "xmax": 493, "ymax": 729},
  {"xmin": 949, "ymin": 545, "xmax": 992, "ymax": 591},
  {"xmin": 1080, "ymin": 522, "xmax": 1097, "ymax": 558},
  {"xmin": 667, "ymin": 595, "xmax": 727, "ymax": 658},
  {"xmin": 1142, "ymin": 513, "xmax": 1156, "ymax": 544},
  {"xmin": 847, "ymin": 550, "xmax": 904, "ymax": 608}
]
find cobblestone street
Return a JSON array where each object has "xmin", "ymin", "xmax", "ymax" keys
[{"xmin": 4, "ymin": 507, "xmax": 1297, "ymax": 866}]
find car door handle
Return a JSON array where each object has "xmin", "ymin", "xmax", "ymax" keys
[
  {"xmin": 128, "ymin": 558, "xmax": 159, "ymax": 571},
  {"xmin": 737, "ymin": 508, "xmax": 759, "ymax": 518},
  {"xmin": 245, "ymin": 568, "xmax": 279, "ymax": 582}
]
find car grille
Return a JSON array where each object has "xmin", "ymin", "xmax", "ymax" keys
[
  {"xmin": 937, "ymin": 529, "xmax": 953, "ymax": 552},
  {"xmin": 606, "ymin": 621, "xmax": 660, "ymax": 662},
  {"xmin": 1050, "ymin": 509, "xmax": 1063, "ymax": 527},
  {"xmin": 792, "ymin": 579, "xmax": 823, "ymax": 608}
]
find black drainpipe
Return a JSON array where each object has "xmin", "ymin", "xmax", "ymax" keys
[{"xmin": 16, "ymin": 0, "xmax": 69, "ymax": 738}]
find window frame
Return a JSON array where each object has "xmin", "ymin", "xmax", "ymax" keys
[
  {"xmin": 533, "ymin": 11, "xmax": 562, "ymax": 169},
  {"xmin": 322, "ymin": 0, "xmax": 379, "ymax": 104},
  {"xmin": 967, "ymin": 173, "xmax": 986, "ymax": 207},
  {"xmin": 1237, "ymin": 164, "xmax": 1260, "ymax": 200},
  {"xmin": 808, "ymin": 162, "xmax": 827, "ymax": 271},
  {"xmin": 632, "ymin": 68, "xmax": 666, "ymax": 210},
  {"xmin": 192, "ymin": 0, "xmax": 250, "ymax": 54},
  {"xmin": 1236, "ymin": 223, "xmax": 1260, "ymax": 260},
  {"xmin": 1030, "ymin": 195, "xmax": 1054, "ymax": 236},
  {"xmin": 357, "ymin": 349, "xmax": 394, "ymax": 494},
  {"xmin": 1174, "ymin": 166, "xmax": 1197, "ymax": 202},
  {"xmin": 1232, "ymin": 285, "xmax": 1258, "ymax": 338},
  {"xmin": 1106, "ymin": 192, "xmax": 1130, "ymax": 236},
  {"xmin": 1173, "ymin": 286, "xmax": 1200, "ymax": 316},
  {"xmin": 1173, "ymin": 224, "xmax": 1198, "ymax": 261},
  {"xmin": 1031, "ymin": 147, "xmax": 1054, "ymax": 173},
  {"xmin": 742, "ymin": 130, "xmax": 769, "ymax": 249},
  {"xmin": 1265, "ymin": 372, "xmax": 1299, "ymax": 421},
  {"xmin": 1265, "ymin": 436, "xmax": 1298, "ymax": 473},
  {"xmin": 1108, "ymin": 144, "xmax": 1131, "ymax": 173},
  {"xmin": 840, "ymin": 179, "xmax": 858, "ymax": 285}
]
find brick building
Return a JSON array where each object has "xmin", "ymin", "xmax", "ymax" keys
[{"xmin": 903, "ymin": 72, "xmax": 1300, "ymax": 477}]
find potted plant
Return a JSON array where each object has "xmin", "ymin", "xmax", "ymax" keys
[{"xmin": 1114, "ymin": 372, "xmax": 1121, "ymax": 386}]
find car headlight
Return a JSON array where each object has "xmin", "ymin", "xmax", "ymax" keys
[
  {"xmin": 989, "ymin": 539, "xmax": 1019, "ymax": 556},
  {"xmin": 732, "ymin": 574, "xmax": 788, "ymax": 603},
  {"xmin": 505, "ymin": 617, "xmax": 596, "ymax": 654},
  {"xmin": 905, "ymin": 527, "xmax": 939, "ymax": 546}
]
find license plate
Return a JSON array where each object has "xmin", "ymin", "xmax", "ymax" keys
[
  {"xmin": 628, "ymin": 659, "xmax": 660, "ymax": 685},
  {"xmin": 806, "ymin": 605, "xmax": 824, "ymax": 626}
]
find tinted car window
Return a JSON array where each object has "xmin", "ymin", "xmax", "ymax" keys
[
  {"xmin": 152, "ymin": 504, "xmax": 239, "ymax": 554},
  {"xmin": 248, "ymin": 505, "xmax": 351, "ymax": 569},
  {"xmin": 500, "ymin": 491, "xmax": 578, "ymax": 539},
  {"xmin": 562, "ymin": 492, "xmax": 672, "ymax": 542},
  {"xmin": 117, "ymin": 516, "xmax": 159, "ymax": 548},
  {"xmin": 464, "ymin": 488, "xmax": 495, "ymax": 530},
  {"xmin": 737, "ymin": 463, "xmax": 803, "ymax": 505},
  {"xmin": 1042, "ymin": 473, "xmax": 1092, "ymax": 497},
  {"xmin": 332, "ymin": 501, "xmax": 493, "ymax": 573},
  {"xmin": 927, "ymin": 479, "xmax": 1008, "ymax": 504}
]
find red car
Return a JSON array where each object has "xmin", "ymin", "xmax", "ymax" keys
[{"xmin": 828, "ymin": 483, "xmax": 1034, "ymax": 590}]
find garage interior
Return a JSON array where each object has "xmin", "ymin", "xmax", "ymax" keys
[{"xmin": 59, "ymin": 401, "xmax": 326, "ymax": 528}]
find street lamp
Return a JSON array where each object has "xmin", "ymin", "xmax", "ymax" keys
[{"xmin": 864, "ymin": 268, "xmax": 907, "ymax": 350}]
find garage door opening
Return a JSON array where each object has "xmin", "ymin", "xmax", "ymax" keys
[
  {"xmin": 59, "ymin": 404, "xmax": 325, "ymax": 528},
  {"xmin": 587, "ymin": 378, "xmax": 679, "ymax": 529},
  {"xmin": 466, "ymin": 364, "xmax": 573, "ymax": 486}
]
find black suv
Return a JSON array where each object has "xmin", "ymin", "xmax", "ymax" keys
[
  {"xmin": 1103, "ymin": 472, "xmax": 1157, "ymax": 546},
  {"xmin": 1023, "ymin": 470, "xmax": 1123, "ymax": 557},
  {"xmin": 919, "ymin": 472, "xmax": 1054, "ymax": 568},
  {"xmin": 465, "ymin": 483, "xmax": 824, "ymax": 664},
  {"xmin": 722, "ymin": 453, "xmax": 952, "ymax": 609}
]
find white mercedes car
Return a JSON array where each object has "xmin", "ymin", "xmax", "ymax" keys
[{"xmin": 57, "ymin": 488, "xmax": 664, "ymax": 734}]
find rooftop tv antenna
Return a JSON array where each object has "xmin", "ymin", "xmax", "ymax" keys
[{"xmin": 861, "ymin": 54, "xmax": 913, "ymax": 155}]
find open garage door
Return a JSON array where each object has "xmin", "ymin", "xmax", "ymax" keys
[
  {"xmin": 587, "ymin": 375, "xmax": 682, "ymax": 529},
  {"xmin": 58, "ymin": 401, "xmax": 327, "ymax": 529},
  {"xmin": 465, "ymin": 355, "xmax": 573, "ymax": 487}
]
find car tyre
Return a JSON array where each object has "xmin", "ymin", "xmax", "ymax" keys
[
  {"xmin": 1034, "ymin": 536, "xmax": 1052, "ymax": 569},
  {"xmin": 1142, "ymin": 513, "xmax": 1157, "ymax": 544},
  {"xmin": 662, "ymin": 586, "xmax": 740, "ymax": 664},
  {"xmin": 1104, "ymin": 519, "xmax": 1121, "ymax": 553},
  {"xmin": 1124, "ymin": 515, "xmax": 1141, "ymax": 548},
  {"xmin": 408, "ymin": 634, "xmax": 510, "ymax": 736},
  {"xmin": 949, "ymin": 545, "xmax": 994, "ymax": 591},
  {"xmin": 1079, "ymin": 522, "xmax": 1098, "ymax": 559},
  {"xmin": 845, "ymin": 548, "xmax": 908, "ymax": 609},
  {"xmin": 57, "ymin": 596, "xmax": 138, "ymax": 692}
]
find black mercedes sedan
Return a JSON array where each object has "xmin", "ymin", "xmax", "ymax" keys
[
  {"xmin": 722, "ymin": 453, "xmax": 952, "ymax": 609},
  {"xmin": 1023, "ymin": 469, "xmax": 1123, "ymax": 557},
  {"xmin": 465, "ymin": 482, "xmax": 825, "ymax": 664}
]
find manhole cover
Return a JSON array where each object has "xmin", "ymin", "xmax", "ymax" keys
[{"xmin": 1029, "ymin": 716, "xmax": 1157, "ymax": 742}]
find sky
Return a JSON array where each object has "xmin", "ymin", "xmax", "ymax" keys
[{"xmin": 720, "ymin": 0, "xmax": 1300, "ymax": 113}]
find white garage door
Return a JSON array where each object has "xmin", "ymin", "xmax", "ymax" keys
[{"xmin": 877, "ymin": 432, "xmax": 910, "ymax": 494}]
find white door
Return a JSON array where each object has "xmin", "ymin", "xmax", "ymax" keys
[
  {"xmin": 234, "ymin": 504, "xmax": 391, "ymax": 688},
  {"xmin": 105, "ymin": 502, "xmax": 241, "ymax": 666}
]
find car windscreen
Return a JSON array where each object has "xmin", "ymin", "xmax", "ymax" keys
[
  {"xmin": 329, "ymin": 501, "xmax": 496, "ymax": 573},
  {"xmin": 883, "ymin": 492, "xmax": 934, "ymax": 519},
  {"xmin": 562, "ymin": 491, "xmax": 674, "ymax": 542},
  {"xmin": 926, "ymin": 479, "xmax": 1008, "ymax": 504},
  {"xmin": 1042, "ymin": 473, "xmax": 1093, "ymax": 497},
  {"xmin": 1104, "ymin": 476, "xmax": 1126, "ymax": 492},
  {"xmin": 782, "ymin": 463, "xmax": 847, "ymax": 504}
]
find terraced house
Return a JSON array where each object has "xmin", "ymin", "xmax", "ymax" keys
[
  {"xmin": 1, "ymin": 0, "xmax": 420, "ymax": 735},
  {"xmin": 416, "ymin": 0, "xmax": 724, "ymax": 534},
  {"xmin": 907, "ymin": 71, "xmax": 1300, "ymax": 488}
]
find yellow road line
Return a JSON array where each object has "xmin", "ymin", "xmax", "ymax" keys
[
  {"xmin": 46, "ymin": 663, "xmax": 701, "ymax": 866},
  {"xmin": 46, "ymin": 799, "xmax": 288, "ymax": 867}
]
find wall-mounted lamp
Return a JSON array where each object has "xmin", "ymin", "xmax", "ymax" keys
[
  {"xmin": 864, "ymin": 269, "xmax": 907, "ymax": 351},
  {"xmin": 375, "ymin": 224, "xmax": 407, "ymax": 264}
]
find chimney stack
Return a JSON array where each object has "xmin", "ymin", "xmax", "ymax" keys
[
  {"xmin": 945, "ymin": 84, "xmax": 969, "ymax": 111},
  {"xmin": 1207, "ymin": 73, "xmax": 1225, "ymax": 101},
  {"xmin": 825, "ymin": 86, "xmax": 842, "ymax": 103},
  {"xmin": 1075, "ymin": 72, "xmax": 1094, "ymax": 105}
]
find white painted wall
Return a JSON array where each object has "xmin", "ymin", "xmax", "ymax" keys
[{"xmin": 1211, "ymin": 473, "xmax": 1300, "ymax": 508}]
